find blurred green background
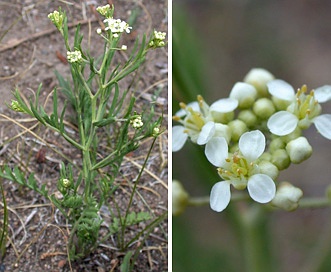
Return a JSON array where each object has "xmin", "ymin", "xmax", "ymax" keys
[{"xmin": 173, "ymin": 1, "xmax": 331, "ymax": 271}]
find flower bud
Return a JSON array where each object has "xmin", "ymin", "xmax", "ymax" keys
[
  {"xmin": 269, "ymin": 137, "xmax": 286, "ymax": 153},
  {"xmin": 280, "ymin": 127, "xmax": 302, "ymax": 143},
  {"xmin": 211, "ymin": 111, "xmax": 235, "ymax": 124},
  {"xmin": 271, "ymin": 149, "xmax": 290, "ymax": 170},
  {"xmin": 214, "ymin": 123, "xmax": 232, "ymax": 143},
  {"xmin": 259, "ymin": 152, "xmax": 271, "ymax": 162},
  {"xmin": 10, "ymin": 100, "xmax": 26, "ymax": 113},
  {"xmin": 271, "ymin": 182, "xmax": 303, "ymax": 211},
  {"xmin": 271, "ymin": 96, "xmax": 292, "ymax": 111},
  {"xmin": 237, "ymin": 110, "xmax": 258, "ymax": 128},
  {"xmin": 253, "ymin": 98, "xmax": 276, "ymax": 119},
  {"xmin": 243, "ymin": 68, "xmax": 275, "ymax": 97},
  {"xmin": 229, "ymin": 82, "xmax": 257, "ymax": 109},
  {"xmin": 286, "ymin": 136, "xmax": 312, "ymax": 163},
  {"xmin": 172, "ymin": 180, "xmax": 189, "ymax": 216},
  {"xmin": 258, "ymin": 161, "xmax": 279, "ymax": 180},
  {"xmin": 228, "ymin": 119, "xmax": 248, "ymax": 142}
]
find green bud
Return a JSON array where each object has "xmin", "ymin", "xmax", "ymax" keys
[
  {"xmin": 96, "ymin": 4, "xmax": 111, "ymax": 16},
  {"xmin": 228, "ymin": 119, "xmax": 248, "ymax": 142},
  {"xmin": 48, "ymin": 10, "xmax": 65, "ymax": 34},
  {"xmin": 271, "ymin": 149, "xmax": 290, "ymax": 170},
  {"xmin": 253, "ymin": 98, "xmax": 275, "ymax": 119},
  {"xmin": 237, "ymin": 110, "xmax": 258, "ymax": 128},
  {"xmin": 172, "ymin": 180, "xmax": 189, "ymax": 216},
  {"xmin": 211, "ymin": 111, "xmax": 234, "ymax": 124},
  {"xmin": 286, "ymin": 136, "xmax": 312, "ymax": 164},
  {"xmin": 259, "ymin": 152, "xmax": 272, "ymax": 162},
  {"xmin": 280, "ymin": 127, "xmax": 302, "ymax": 143},
  {"xmin": 269, "ymin": 137, "xmax": 286, "ymax": 153},
  {"xmin": 258, "ymin": 160, "xmax": 279, "ymax": 180},
  {"xmin": 10, "ymin": 100, "xmax": 26, "ymax": 113},
  {"xmin": 272, "ymin": 96, "xmax": 292, "ymax": 111},
  {"xmin": 271, "ymin": 182, "xmax": 303, "ymax": 211},
  {"xmin": 243, "ymin": 68, "xmax": 275, "ymax": 97}
]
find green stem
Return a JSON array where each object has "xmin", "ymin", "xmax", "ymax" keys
[
  {"xmin": 187, "ymin": 193, "xmax": 249, "ymax": 207},
  {"xmin": 298, "ymin": 197, "xmax": 331, "ymax": 208},
  {"xmin": 187, "ymin": 194, "xmax": 331, "ymax": 209},
  {"xmin": 102, "ymin": 49, "xmax": 147, "ymax": 89},
  {"xmin": 241, "ymin": 205, "xmax": 276, "ymax": 272},
  {"xmin": 91, "ymin": 135, "xmax": 145, "ymax": 171},
  {"xmin": 121, "ymin": 137, "xmax": 157, "ymax": 249}
]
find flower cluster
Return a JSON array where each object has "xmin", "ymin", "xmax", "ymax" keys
[
  {"xmin": 48, "ymin": 10, "xmax": 64, "ymax": 34},
  {"xmin": 103, "ymin": 18, "xmax": 132, "ymax": 38},
  {"xmin": 130, "ymin": 115, "xmax": 143, "ymax": 129},
  {"xmin": 148, "ymin": 30, "xmax": 167, "ymax": 49},
  {"xmin": 173, "ymin": 68, "xmax": 331, "ymax": 213},
  {"xmin": 96, "ymin": 4, "xmax": 111, "ymax": 16},
  {"xmin": 67, "ymin": 50, "xmax": 82, "ymax": 63},
  {"xmin": 10, "ymin": 100, "xmax": 26, "ymax": 113}
]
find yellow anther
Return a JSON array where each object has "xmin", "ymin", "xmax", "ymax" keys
[
  {"xmin": 172, "ymin": 116, "xmax": 180, "ymax": 121},
  {"xmin": 179, "ymin": 102, "xmax": 187, "ymax": 109}
]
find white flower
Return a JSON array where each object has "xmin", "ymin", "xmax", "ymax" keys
[
  {"xmin": 206, "ymin": 130, "xmax": 276, "ymax": 212},
  {"xmin": 154, "ymin": 30, "xmax": 166, "ymax": 40},
  {"xmin": 103, "ymin": 18, "xmax": 132, "ymax": 35},
  {"xmin": 67, "ymin": 50, "xmax": 82, "ymax": 63},
  {"xmin": 172, "ymin": 96, "xmax": 237, "ymax": 152},
  {"xmin": 130, "ymin": 115, "xmax": 143, "ymax": 129},
  {"xmin": 267, "ymin": 80, "xmax": 331, "ymax": 140}
]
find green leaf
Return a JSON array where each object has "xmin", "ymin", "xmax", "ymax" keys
[{"xmin": 120, "ymin": 251, "xmax": 133, "ymax": 272}]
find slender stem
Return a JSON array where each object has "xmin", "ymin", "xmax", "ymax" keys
[
  {"xmin": 298, "ymin": 197, "xmax": 331, "ymax": 208},
  {"xmin": 187, "ymin": 194, "xmax": 331, "ymax": 209},
  {"xmin": 102, "ymin": 49, "xmax": 147, "ymax": 89},
  {"xmin": 121, "ymin": 137, "xmax": 157, "ymax": 249},
  {"xmin": 241, "ymin": 205, "xmax": 276, "ymax": 272},
  {"xmin": 187, "ymin": 193, "xmax": 249, "ymax": 207},
  {"xmin": 91, "ymin": 135, "xmax": 145, "ymax": 171},
  {"xmin": 78, "ymin": 70, "xmax": 94, "ymax": 99}
]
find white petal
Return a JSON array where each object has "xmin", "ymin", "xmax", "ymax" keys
[
  {"xmin": 175, "ymin": 101, "xmax": 200, "ymax": 117},
  {"xmin": 247, "ymin": 174, "xmax": 276, "ymax": 203},
  {"xmin": 267, "ymin": 111, "xmax": 298, "ymax": 136},
  {"xmin": 172, "ymin": 126, "xmax": 188, "ymax": 152},
  {"xmin": 314, "ymin": 85, "xmax": 331, "ymax": 103},
  {"xmin": 313, "ymin": 114, "xmax": 331, "ymax": 140},
  {"xmin": 205, "ymin": 137, "xmax": 228, "ymax": 167},
  {"xmin": 197, "ymin": 121, "xmax": 215, "ymax": 145},
  {"xmin": 239, "ymin": 130, "xmax": 265, "ymax": 161},
  {"xmin": 210, "ymin": 181, "xmax": 231, "ymax": 212},
  {"xmin": 229, "ymin": 82, "xmax": 257, "ymax": 108},
  {"xmin": 210, "ymin": 98, "xmax": 238, "ymax": 113},
  {"xmin": 267, "ymin": 79, "xmax": 295, "ymax": 101}
]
